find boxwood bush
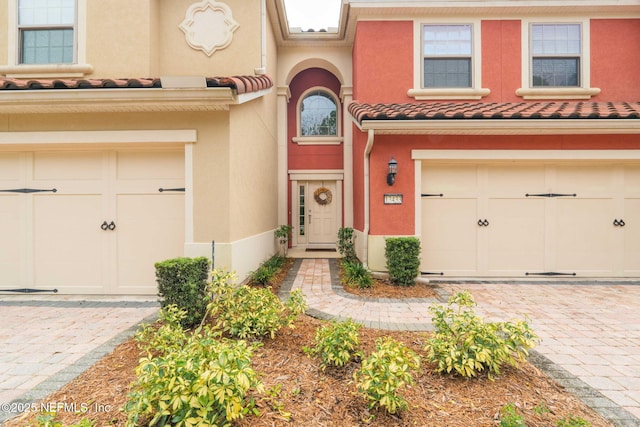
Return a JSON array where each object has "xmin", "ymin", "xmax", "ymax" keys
[
  {"xmin": 385, "ymin": 237, "xmax": 421, "ymax": 286},
  {"xmin": 155, "ymin": 256, "xmax": 210, "ymax": 329}
]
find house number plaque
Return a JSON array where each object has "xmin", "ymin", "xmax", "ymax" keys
[{"xmin": 384, "ymin": 194, "xmax": 403, "ymax": 205}]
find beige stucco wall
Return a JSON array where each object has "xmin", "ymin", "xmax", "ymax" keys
[
  {"xmin": 0, "ymin": 2, "xmax": 7, "ymax": 65},
  {"xmin": 0, "ymin": 0, "xmax": 265, "ymax": 77}
]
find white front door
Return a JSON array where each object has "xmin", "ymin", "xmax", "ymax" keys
[{"xmin": 307, "ymin": 181, "xmax": 338, "ymax": 246}]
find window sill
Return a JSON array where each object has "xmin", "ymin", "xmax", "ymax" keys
[
  {"xmin": 0, "ymin": 63, "xmax": 94, "ymax": 78},
  {"xmin": 292, "ymin": 136, "xmax": 343, "ymax": 145},
  {"xmin": 516, "ymin": 87, "xmax": 601, "ymax": 100},
  {"xmin": 407, "ymin": 87, "xmax": 490, "ymax": 100}
]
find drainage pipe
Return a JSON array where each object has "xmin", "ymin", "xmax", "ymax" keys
[{"xmin": 362, "ymin": 129, "xmax": 375, "ymax": 267}]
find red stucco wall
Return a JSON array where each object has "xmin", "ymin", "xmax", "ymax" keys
[
  {"xmin": 367, "ymin": 134, "xmax": 640, "ymax": 235},
  {"xmin": 350, "ymin": 17, "xmax": 640, "ymax": 236},
  {"xmin": 353, "ymin": 21, "xmax": 414, "ymax": 103},
  {"xmin": 481, "ymin": 20, "xmax": 521, "ymax": 103},
  {"xmin": 591, "ymin": 19, "xmax": 640, "ymax": 101}
]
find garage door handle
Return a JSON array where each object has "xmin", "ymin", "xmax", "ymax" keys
[
  {"xmin": 100, "ymin": 221, "xmax": 116, "ymax": 231},
  {"xmin": 477, "ymin": 219, "xmax": 489, "ymax": 227},
  {"xmin": 613, "ymin": 219, "xmax": 626, "ymax": 227}
]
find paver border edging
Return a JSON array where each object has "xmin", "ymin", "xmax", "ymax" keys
[{"xmin": 528, "ymin": 350, "xmax": 640, "ymax": 427}]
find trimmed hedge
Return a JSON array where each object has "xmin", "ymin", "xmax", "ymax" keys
[
  {"xmin": 385, "ymin": 237, "xmax": 421, "ymax": 286},
  {"xmin": 155, "ymin": 257, "xmax": 210, "ymax": 329}
]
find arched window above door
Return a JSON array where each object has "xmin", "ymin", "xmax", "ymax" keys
[{"xmin": 293, "ymin": 87, "xmax": 343, "ymax": 145}]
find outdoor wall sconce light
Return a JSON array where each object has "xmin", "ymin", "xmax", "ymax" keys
[{"xmin": 387, "ymin": 156, "xmax": 398, "ymax": 186}]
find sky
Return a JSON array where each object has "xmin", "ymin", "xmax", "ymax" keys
[{"xmin": 283, "ymin": 0, "xmax": 342, "ymax": 31}]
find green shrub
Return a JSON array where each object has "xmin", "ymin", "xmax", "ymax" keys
[
  {"xmin": 500, "ymin": 403, "xmax": 526, "ymax": 427},
  {"xmin": 124, "ymin": 314, "xmax": 263, "ymax": 427},
  {"xmin": 250, "ymin": 255, "xmax": 286, "ymax": 286},
  {"xmin": 384, "ymin": 237, "xmax": 421, "ymax": 286},
  {"xmin": 337, "ymin": 227, "xmax": 358, "ymax": 262},
  {"xmin": 304, "ymin": 319, "xmax": 362, "ymax": 370},
  {"xmin": 155, "ymin": 257, "xmax": 210, "ymax": 329},
  {"xmin": 354, "ymin": 337, "xmax": 421, "ymax": 414},
  {"xmin": 556, "ymin": 416, "xmax": 591, "ymax": 427},
  {"xmin": 341, "ymin": 259, "xmax": 373, "ymax": 288},
  {"xmin": 206, "ymin": 269, "xmax": 307, "ymax": 339},
  {"xmin": 426, "ymin": 291, "xmax": 538, "ymax": 379}
]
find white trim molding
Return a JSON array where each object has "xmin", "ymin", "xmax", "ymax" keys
[
  {"xmin": 518, "ymin": 18, "xmax": 599, "ymax": 100},
  {"xmin": 412, "ymin": 149, "xmax": 640, "ymax": 162},
  {"xmin": 0, "ymin": 130, "xmax": 197, "ymax": 145},
  {"xmin": 2, "ymin": 0, "xmax": 92, "ymax": 78}
]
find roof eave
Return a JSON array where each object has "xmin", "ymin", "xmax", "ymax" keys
[
  {"xmin": 0, "ymin": 87, "xmax": 266, "ymax": 114},
  {"xmin": 354, "ymin": 119, "xmax": 640, "ymax": 135}
]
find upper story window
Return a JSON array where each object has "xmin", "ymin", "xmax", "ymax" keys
[
  {"xmin": 0, "ymin": 0, "xmax": 91, "ymax": 78},
  {"xmin": 409, "ymin": 20, "xmax": 489, "ymax": 100},
  {"xmin": 423, "ymin": 24, "xmax": 472, "ymax": 88},
  {"xmin": 531, "ymin": 24, "xmax": 580, "ymax": 87},
  {"xmin": 18, "ymin": 0, "xmax": 76, "ymax": 64},
  {"xmin": 301, "ymin": 90, "xmax": 337, "ymax": 136},
  {"xmin": 517, "ymin": 19, "xmax": 599, "ymax": 100},
  {"xmin": 293, "ymin": 88, "xmax": 343, "ymax": 145}
]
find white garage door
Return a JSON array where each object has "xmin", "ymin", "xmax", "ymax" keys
[
  {"xmin": 421, "ymin": 161, "xmax": 640, "ymax": 278},
  {"xmin": 0, "ymin": 149, "xmax": 185, "ymax": 294}
]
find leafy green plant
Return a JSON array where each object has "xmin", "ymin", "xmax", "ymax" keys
[
  {"xmin": 206, "ymin": 269, "xmax": 307, "ymax": 339},
  {"xmin": 354, "ymin": 337, "xmax": 420, "ymax": 414},
  {"xmin": 341, "ymin": 259, "xmax": 373, "ymax": 288},
  {"xmin": 500, "ymin": 403, "xmax": 526, "ymax": 427},
  {"xmin": 124, "ymin": 315, "xmax": 263, "ymax": 427},
  {"xmin": 155, "ymin": 256, "xmax": 210, "ymax": 329},
  {"xmin": 304, "ymin": 319, "xmax": 362, "ymax": 370},
  {"xmin": 135, "ymin": 305, "xmax": 191, "ymax": 357},
  {"xmin": 384, "ymin": 237, "xmax": 421, "ymax": 286},
  {"xmin": 426, "ymin": 291, "xmax": 538, "ymax": 378},
  {"xmin": 533, "ymin": 402, "xmax": 550, "ymax": 415},
  {"xmin": 36, "ymin": 412, "xmax": 95, "ymax": 427},
  {"xmin": 250, "ymin": 255, "xmax": 286, "ymax": 286},
  {"xmin": 337, "ymin": 227, "xmax": 358, "ymax": 262},
  {"xmin": 264, "ymin": 384, "xmax": 291, "ymax": 420},
  {"xmin": 556, "ymin": 416, "xmax": 591, "ymax": 427},
  {"xmin": 275, "ymin": 225, "xmax": 294, "ymax": 256}
]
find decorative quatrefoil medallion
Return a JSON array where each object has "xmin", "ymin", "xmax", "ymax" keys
[{"xmin": 179, "ymin": 0, "xmax": 239, "ymax": 56}]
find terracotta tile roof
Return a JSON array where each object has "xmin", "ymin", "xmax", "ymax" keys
[
  {"xmin": 0, "ymin": 75, "xmax": 273, "ymax": 94},
  {"xmin": 349, "ymin": 101, "xmax": 640, "ymax": 124}
]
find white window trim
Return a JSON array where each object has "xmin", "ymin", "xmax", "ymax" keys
[
  {"xmin": 0, "ymin": 0, "xmax": 92, "ymax": 78},
  {"xmin": 293, "ymin": 86, "xmax": 343, "ymax": 145},
  {"xmin": 517, "ymin": 18, "xmax": 600, "ymax": 100},
  {"xmin": 409, "ymin": 19, "xmax": 489, "ymax": 100}
]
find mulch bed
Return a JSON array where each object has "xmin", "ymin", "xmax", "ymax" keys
[{"xmin": 5, "ymin": 258, "xmax": 613, "ymax": 427}]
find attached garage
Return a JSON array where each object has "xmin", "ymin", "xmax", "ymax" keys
[
  {"xmin": 0, "ymin": 146, "xmax": 185, "ymax": 294},
  {"xmin": 418, "ymin": 153, "xmax": 640, "ymax": 278}
]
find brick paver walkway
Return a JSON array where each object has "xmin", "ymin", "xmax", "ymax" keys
[
  {"xmin": 0, "ymin": 298, "xmax": 157, "ymax": 424},
  {"xmin": 282, "ymin": 258, "xmax": 640, "ymax": 427}
]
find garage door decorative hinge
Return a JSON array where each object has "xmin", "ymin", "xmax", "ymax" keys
[
  {"xmin": 525, "ymin": 193, "xmax": 576, "ymax": 198},
  {"xmin": 0, "ymin": 288, "xmax": 58, "ymax": 293},
  {"xmin": 0, "ymin": 188, "xmax": 57, "ymax": 193},
  {"xmin": 421, "ymin": 271, "xmax": 444, "ymax": 276},
  {"xmin": 525, "ymin": 271, "xmax": 576, "ymax": 277},
  {"xmin": 421, "ymin": 193, "xmax": 444, "ymax": 197},
  {"xmin": 158, "ymin": 187, "xmax": 185, "ymax": 192}
]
